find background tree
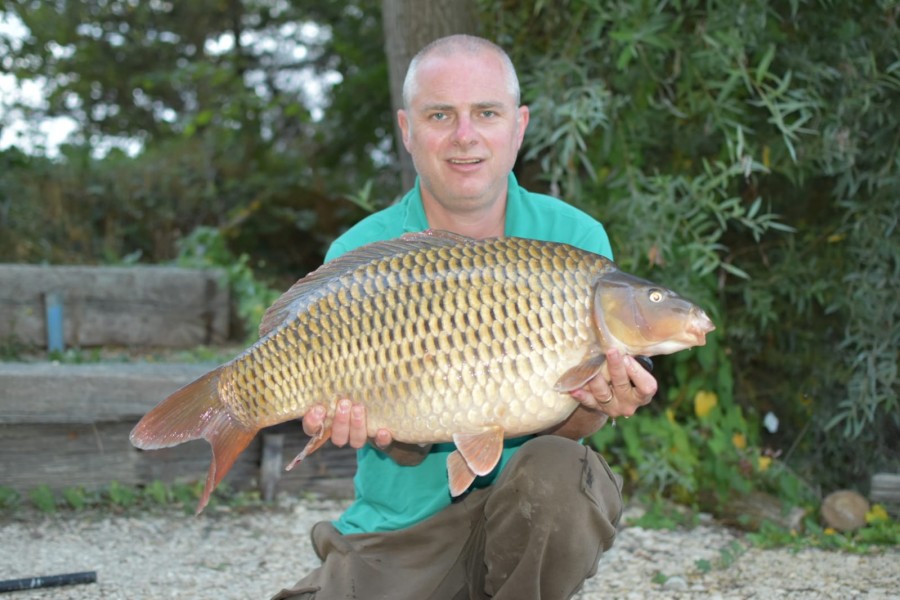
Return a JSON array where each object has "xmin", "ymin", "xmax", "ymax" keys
[
  {"xmin": 381, "ymin": 0, "xmax": 478, "ymax": 189},
  {"xmin": 0, "ymin": 0, "xmax": 393, "ymax": 281}
]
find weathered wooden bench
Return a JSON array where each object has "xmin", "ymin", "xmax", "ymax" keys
[
  {"xmin": 0, "ymin": 264, "xmax": 230, "ymax": 348},
  {"xmin": 0, "ymin": 265, "xmax": 354, "ymax": 503}
]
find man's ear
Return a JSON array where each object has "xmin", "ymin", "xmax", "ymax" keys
[
  {"xmin": 398, "ymin": 109, "xmax": 412, "ymax": 151},
  {"xmin": 515, "ymin": 105, "xmax": 530, "ymax": 148}
]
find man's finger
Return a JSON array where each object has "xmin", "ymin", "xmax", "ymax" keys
[
  {"xmin": 331, "ymin": 398, "xmax": 352, "ymax": 446},
  {"xmin": 373, "ymin": 429, "xmax": 393, "ymax": 449},
  {"xmin": 302, "ymin": 405, "xmax": 326, "ymax": 436},
  {"xmin": 348, "ymin": 403, "xmax": 368, "ymax": 448}
]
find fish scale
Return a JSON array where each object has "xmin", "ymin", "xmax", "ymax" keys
[{"xmin": 130, "ymin": 230, "xmax": 715, "ymax": 512}]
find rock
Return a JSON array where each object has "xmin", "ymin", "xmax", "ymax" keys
[
  {"xmin": 821, "ymin": 489, "xmax": 869, "ymax": 532},
  {"xmin": 662, "ymin": 575, "xmax": 688, "ymax": 591},
  {"xmin": 716, "ymin": 490, "xmax": 806, "ymax": 532}
]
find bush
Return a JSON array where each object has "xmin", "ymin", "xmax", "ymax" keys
[{"xmin": 483, "ymin": 0, "xmax": 899, "ymax": 499}]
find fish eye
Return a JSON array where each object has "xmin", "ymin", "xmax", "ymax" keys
[{"xmin": 648, "ymin": 289, "xmax": 664, "ymax": 303}]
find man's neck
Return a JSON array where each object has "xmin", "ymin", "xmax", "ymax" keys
[
  {"xmin": 420, "ymin": 187, "xmax": 508, "ymax": 239},
  {"xmin": 424, "ymin": 206, "xmax": 505, "ymax": 239}
]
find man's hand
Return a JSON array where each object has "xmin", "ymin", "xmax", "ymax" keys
[
  {"xmin": 302, "ymin": 400, "xmax": 432, "ymax": 466},
  {"xmin": 548, "ymin": 348, "xmax": 657, "ymax": 439},
  {"xmin": 302, "ymin": 399, "xmax": 392, "ymax": 450},
  {"xmin": 569, "ymin": 348, "xmax": 656, "ymax": 417}
]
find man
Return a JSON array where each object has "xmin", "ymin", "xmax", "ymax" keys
[{"xmin": 273, "ymin": 34, "xmax": 657, "ymax": 600}]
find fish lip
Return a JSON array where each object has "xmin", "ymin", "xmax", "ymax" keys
[{"xmin": 687, "ymin": 310, "xmax": 716, "ymax": 343}]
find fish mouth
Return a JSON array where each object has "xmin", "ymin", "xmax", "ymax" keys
[{"xmin": 687, "ymin": 309, "xmax": 716, "ymax": 345}]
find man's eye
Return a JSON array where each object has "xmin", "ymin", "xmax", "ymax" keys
[
  {"xmin": 481, "ymin": 110, "xmax": 497, "ymax": 118},
  {"xmin": 430, "ymin": 112, "xmax": 447, "ymax": 121}
]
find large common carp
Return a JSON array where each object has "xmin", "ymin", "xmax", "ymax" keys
[{"xmin": 131, "ymin": 230, "xmax": 714, "ymax": 513}]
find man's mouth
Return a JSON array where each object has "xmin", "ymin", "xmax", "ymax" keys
[{"xmin": 448, "ymin": 158, "xmax": 483, "ymax": 165}]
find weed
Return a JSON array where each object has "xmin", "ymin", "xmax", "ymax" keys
[
  {"xmin": 651, "ymin": 571, "xmax": 668, "ymax": 585},
  {"xmin": 62, "ymin": 486, "xmax": 89, "ymax": 510},
  {"xmin": 106, "ymin": 481, "xmax": 137, "ymax": 508},
  {"xmin": 0, "ymin": 486, "xmax": 21, "ymax": 510},
  {"xmin": 29, "ymin": 485, "xmax": 57, "ymax": 513},
  {"xmin": 627, "ymin": 497, "xmax": 699, "ymax": 530},
  {"xmin": 143, "ymin": 480, "xmax": 172, "ymax": 505}
]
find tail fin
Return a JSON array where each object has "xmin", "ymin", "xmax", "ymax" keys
[{"xmin": 130, "ymin": 368, "xmax": 258, "ymax": 514}]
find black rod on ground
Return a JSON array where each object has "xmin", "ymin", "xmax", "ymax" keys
[{"xmin": 0, "ymin": 571, "xmax": 97, "ymax": 593}]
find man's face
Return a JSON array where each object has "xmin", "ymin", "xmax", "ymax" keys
[{"xmin": 398, "ymin": 50, "xmax": 529, "ymax": 213}]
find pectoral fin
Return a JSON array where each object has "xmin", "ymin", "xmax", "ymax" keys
[
  {"xmin": 553, "ymin": 352, "xmax": 607, "ymax": 393},
  {"xmin": 285, "ymin": 423, "xmax": 332, "ymax": 471}
]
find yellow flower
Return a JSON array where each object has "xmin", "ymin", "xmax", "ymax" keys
[
  {"xmin": 694, "ymin": 391, "xmax": 718, "ymax": 418},
  {"xmin": 666, "ymin": 409, "xmax": 676, "ymax": 424},
  {"xmin": 732, "ymin": 432, "xmax": 747, "ymax": 450},
  {"xmin": 866, "ymin": 504, "xmax": 889, "ymax": 524},
  {"xmin": 824, "ymin": 527, "xmax": 837, "ymax": 536},
  {"xmin": 758, "ymin": 456, "xmax": 772, "ymax": 472}
]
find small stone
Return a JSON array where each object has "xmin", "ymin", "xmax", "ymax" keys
[
  {"xmin": 662, "ymin": 575, "xmax": 688, "ymax": 591},
  {"xmin": 821, "ymin": 489, "xmax": 869, "ymax": 532}
]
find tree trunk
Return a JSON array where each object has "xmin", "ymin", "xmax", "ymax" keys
[{"xmin": 381, "ymin": 0, "xmax": 479, "ymax": 191}]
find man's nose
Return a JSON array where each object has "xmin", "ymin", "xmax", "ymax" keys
[{"xmin": 452, "ymin": 115, "xmax": 476, "ymax": 145}]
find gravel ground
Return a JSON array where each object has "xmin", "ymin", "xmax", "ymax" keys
[{"xmin": 2, "ymin": 498, "xmax": 897, "ymax": 600}]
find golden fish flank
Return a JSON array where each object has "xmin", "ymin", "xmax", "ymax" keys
[
  {"xmin": 228, "ymin": 239, "xmax": 588, "ymax": 437},
  {"xmin": 130, "ymin": 230, "xmax": 715, "ymax": 513}
]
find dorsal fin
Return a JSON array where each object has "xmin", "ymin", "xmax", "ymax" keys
[{"xmin": 258, "ymin": 229, "xmax": 477, "ymax": 337}]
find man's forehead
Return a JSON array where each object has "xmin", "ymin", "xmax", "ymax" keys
[{"xmin": 410, "ymin": 53, "xmax": 514, "ymax": 108}]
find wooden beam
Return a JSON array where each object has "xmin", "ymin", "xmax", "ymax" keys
[
  {"xmin": 0, "ymin": 362, "xmax": 213, "ymax": 424},
  {"xmin": 0, "ymin": 264, "xmax": 230, "ymax": 348}
]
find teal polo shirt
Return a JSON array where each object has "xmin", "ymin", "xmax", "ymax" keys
[{"xmin": 325, "ymin": 173, "xmax": 613, "ymax": 534}]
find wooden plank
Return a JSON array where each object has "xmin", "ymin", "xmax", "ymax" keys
[
  {"xmin": 0, "ymin": 422, "xmax": 258, "ymax": 492},
  {"xmin": 0, "ymin": 362, "xmax": 214, "ymax": 424},
  {"xmin": 0, "ymin": 264, "xmax": 229, "ymax": 348},
  {"xmin": 871, "ymin": 473, "xmax": 900, "ymax": 510},
  {"xmin": 0, "ymin": 422, "xmax": 356, "ymax": 500}
]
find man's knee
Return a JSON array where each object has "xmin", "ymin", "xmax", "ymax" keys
[{"xmin": 494, "ymin": 436, "xmax": 623, "ymax": 525}]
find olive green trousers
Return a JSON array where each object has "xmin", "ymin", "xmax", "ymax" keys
[{"xmin": 270, "ymin": 436, "xmax": 623, "ymax": 600}]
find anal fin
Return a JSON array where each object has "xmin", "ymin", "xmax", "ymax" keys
[
  {"xmin": 447, "ymin": 450, "xmax": 477, "ymax": 497},
  {"xmin": 452, "ymin": 426, "xmax": 505, "ymax": 477}
]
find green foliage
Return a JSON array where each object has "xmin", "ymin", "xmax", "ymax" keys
[
  {"xmin": 0, "ymin": 1, "xmax": 389, "ymax": 277},
  {"xmin": 0, "ymin": 481, "xmax": 264, "ymax": 515},
  {"xmin": 106, "ymin": 481, "xmax": 137, "ymax": 508},
  {"xmin": 482, "ymin": 0, "xmax": 899, "ymax": 500},
  {"xmin": 0, "ymin": 486, "xmax": 21, "ymax": 510},
  {"xmin": 61, "ymin": 486, "xmax": 89, "ymax": 510},
  {"xmin": 28, "ymin": 485, "xmax": 57, "ymax": 513},
  {"xmin": 142, "ymin": 480, "xmax": 172, "ymax": 506},
  {"xmin": 174, "ymin": 225, "xmax": 281, "ymax": 341},
  {"xmin": 748, "ymin": 511, "xmax": 900, "ymax": 553},
  {"xmin": 626, "ymin": 498, "xmax": 699, "ymax": 530}
]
